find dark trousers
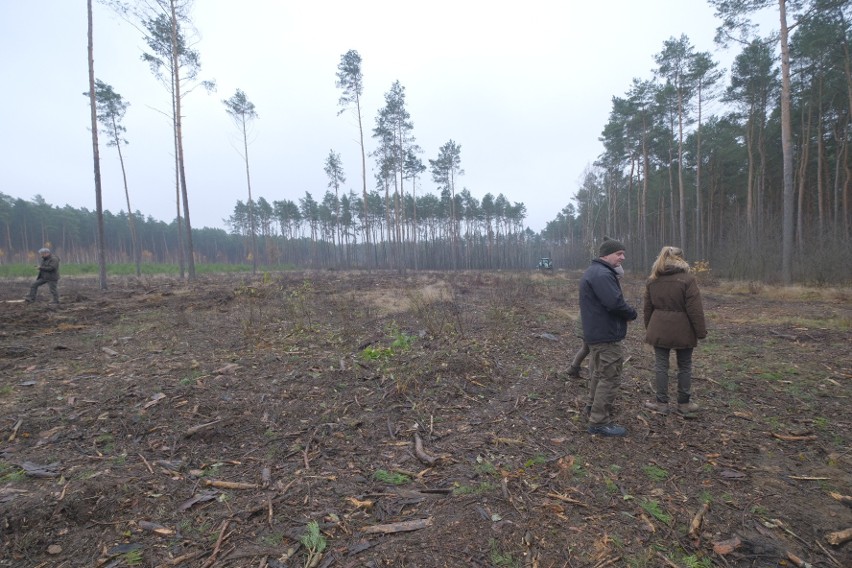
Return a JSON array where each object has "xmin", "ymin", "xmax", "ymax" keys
[
  {"xmin": 653, "ymin": 346, "xmax": 693, "ymax": 403},
  {"xmin": 570, "ymin": 341, "xmax": 590, "ymax": 369},
  {"xmin": 27, "ymin": 279, "xmax": 59, "ymax": 303}
]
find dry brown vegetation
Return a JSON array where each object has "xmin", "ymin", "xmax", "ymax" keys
[{"xmin": 1, "ymin": 270, "xmax": 850, "ymax": 568}]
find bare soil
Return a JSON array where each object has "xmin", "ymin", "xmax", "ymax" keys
[{"xmin": 1, "ymin": 270, "xmax": 850, "ymax": 568}]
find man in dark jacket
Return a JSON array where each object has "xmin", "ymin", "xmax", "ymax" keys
[
  {"xmin": 25, "ymin": 248, "xmax": 61, "ymax": 304},
  {"xmin": 579, "ymin": 238, "xmax": 637, "ymax": 437}
]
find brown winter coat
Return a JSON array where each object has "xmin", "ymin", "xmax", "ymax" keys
[{"xmin": 643, "ymin": 259, "xmax": 706, "ymax": 349}]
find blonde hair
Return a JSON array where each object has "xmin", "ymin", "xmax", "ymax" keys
[{"xmin": 648, "ymin": 246, "xmax": 685, "ymax": 280}]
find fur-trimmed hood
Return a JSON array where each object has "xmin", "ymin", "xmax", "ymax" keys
[{"xmin": 660, "ymin": 257, "xmax": 690, "ymax": 275}]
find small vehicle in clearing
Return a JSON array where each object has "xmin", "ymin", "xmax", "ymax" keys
[{"xmin": 537, "ymin": 258, "xmax": 553, "ymax": 270}]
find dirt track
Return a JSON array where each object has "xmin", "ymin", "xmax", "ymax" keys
[{"xmin": 1, "ymin": 270, "xmax": 850, "ymax": 567}]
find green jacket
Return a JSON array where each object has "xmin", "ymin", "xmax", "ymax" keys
[{"xmin": 38, "ymin": 255, "xmax": 60, "ymax": 281}]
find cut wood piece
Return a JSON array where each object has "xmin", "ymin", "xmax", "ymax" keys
[
  {"xmin": 688, "ymin": 502, "xmax": 710, "ymax": 539},
  {"xmin": 712, "ymin": 535, "xmax": 742, "ymax": 555},
  {"xmin": 361, "ymin": 517, "xmax": 432, "ymax": 535},
  {"xmin": 138, "ymin": 520, "xmax": 175, "ymax": 536},
  {"xmin": 828, "ymin": 492, "xmax": 852, "ymax": 507},
  {"xmin": 825, "ymin": 527, "xmax": 852, "ymax": 546},
  {"xmin": 413, "ymin": 432, "xmax": 437, "ymax": 465}
]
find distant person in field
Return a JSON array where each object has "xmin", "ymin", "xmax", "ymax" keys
[
  {"xmin": 567, "ymin": 264, "xmax": 624, "ymax": 378},
  {"xmin": 25, "ymin": 248, "xmax": 61, "ymax": 305},
  {"xmin": 642, "ymin": 246, "xmax": 707, "ymax": 418},
  {"xmin": 579, "ymin": 237, "xmax": 637, "ymax": 437}
]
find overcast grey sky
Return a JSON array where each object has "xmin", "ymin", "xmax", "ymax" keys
[{"xmin": 0, "ymin": 1, "xmax": 771, "ymax": 233}]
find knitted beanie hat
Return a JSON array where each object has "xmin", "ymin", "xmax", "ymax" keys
[{"xmin": 598, "ymin": 237, "xmax": 625, "ymax": 257}]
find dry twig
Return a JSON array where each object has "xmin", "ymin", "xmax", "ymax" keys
[
  {"xmin": 8, "ymin": 419, "xmax": 23, "ymax": 442},
  {"xmin": 199, "ymin": 520, "xmax": 231, "ymax": 568},
  {"xmin": 771, "ymin": 432, "xmax": 817, "ymax": 441},
  {"xmin": 204, "ymin": 479, "xmax": 259, "ymax": 490},
  {"xmin": 362, "ymin": 517, "xmax": 432, "ymax": 534}
]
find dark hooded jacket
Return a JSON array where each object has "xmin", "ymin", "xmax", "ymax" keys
[
  {"xmin": 579, "ymin": 258, "xmax": 637, "ymax": 344},
  {"xmin": 37, "ymin": 254, "xmax": 60, "ymax": 282},
  {"xmin": 643, "ymin": 258, "xmax": 706, "ymax": 349}
]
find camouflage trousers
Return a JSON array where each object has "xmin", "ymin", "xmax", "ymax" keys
[
  {"xmin": 586, "ymin": 341, "xmax": 624, "ymax": 426},
  {"xmin": 27, "ymin": 278, "xmax": 59, "ymax": 303}
]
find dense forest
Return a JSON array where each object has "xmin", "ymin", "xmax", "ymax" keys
[{"xmin": 3, "ymin": 1, "xmax": 851, "ymax": 284}]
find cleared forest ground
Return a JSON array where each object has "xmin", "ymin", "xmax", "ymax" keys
[{"xmin": 1, "ymin": 270, "xmax": 850, "ymax": 568}]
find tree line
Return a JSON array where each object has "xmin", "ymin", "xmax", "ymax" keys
[
  {"xmin": 541, "ymin": 0, "xmax": 851, "ymax": 284},
  {"xmin": 15, "ymin": 0, "xmax": 851, "ymax": 284}
]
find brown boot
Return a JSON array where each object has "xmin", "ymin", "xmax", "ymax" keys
[
  {"xmin": 643, "ymin": 400, "xmax": 670, "ymax": 415},
  {"xmin": 677, "ymin": 401, "xmax": 700, "ymax": 417},
  {"xmin": 566, "ymin": 365, "xmax": 582, "ymax": 378}
]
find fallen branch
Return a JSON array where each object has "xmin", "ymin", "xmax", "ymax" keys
[
  {"xmin": 688, "ymin": 502, "xmax": 710, "ymax": 539},
  {"xmin": 184, "ymin": 419, "xmax": 222, "ymax": 438},
  {"xmin": 199, "ymin": 520, "xmax": 231, "ymax": 568},
  {"xmin": 361, "ymin": 517, "xmax": 432, "ymax": 535},
  {"xmin": 413, "ymin": 432, "xmax": 437, "ymax": 466},
  {"xmin": 826, "ymin": 527, "xmax": 852, "ymax": 546},
  {"xmin": 771, "ymin": 433, "xmax": 817, "ymax": 442},
  {"xmin": 546, "ymin": 492, "xmax": 588, "ymax": 508},
  {"xmin": 204, "ymin": 479, "xmax": 259, "ymax": 490}
]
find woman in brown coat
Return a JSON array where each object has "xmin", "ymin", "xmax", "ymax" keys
[{"xmin": 642, "ymin": 246, "xmax": 707, "ymax": 417}]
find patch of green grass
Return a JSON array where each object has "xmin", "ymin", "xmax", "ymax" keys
[
  {"xmin": 756, "ymin": 370, "xmax": 784, "ymax": 381},
  {"xmin": 123, "ymin": 549, "xmax": 143, "ymax": 565},
  {"xmin": 0, "ymin": 462, "xmax": 25, "ymax": 483},
  {"xmin": 643, "ymin": 464, "xmax": 669, "ymax": 482},
  {"xmin": 523, "ymin": 455, "xmax": 547, "ymax": 469},
  {"xmin": 453, "ymin": 481, "xmax": 495, "ymax": 495},
  {"xmin": 750, "ymin": 505, "xmax": 768, "ymax": 517},
  {"xmin": 813, "ymin": 416, "xmax": 828, "ymax": 430},
  {"xmin": 683, "ymin": 554, "xmax": 713, "ymax": 568},
  {"xmin": 260, "ymin": 532, "xmax": 284, "ymax": 546},
  {"xmin": 202, "ymin": 463, "xmax": 224, "ymax": 478},
  {"xmin": 361, "ymin": 346, "xmax": 393, "ymax": 360},
  {"xmin": 604, "ymin": 478, "xmax": 619, "ymax": 494},
  {"xmin": 96, "ymin": 433, "xmax": 115, "ymax": 454},
  {"xmin": 489, "ymin": 539, "xmax": 520, "ymax": 567},
  {"xmin": 389, "ymin": 325, "xmax": 415, "ymax": 350},
  {"xmin": 0, "ymin": 385, "xmax": 13, "ymax": 396},
  {"xmin": 474, "ymin": 458, "xmax": 498, "ymax": 477},
  {"xmin": 0, "ymin": 262, "xmax": 298, "ymax": 279},
  {"xmin": 640, "ymin": 499, "xmax": 672, "ymax": 524},
  {"xmin": 373, "ymin": 469, "xmax": 409, "ymax": 485}
]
